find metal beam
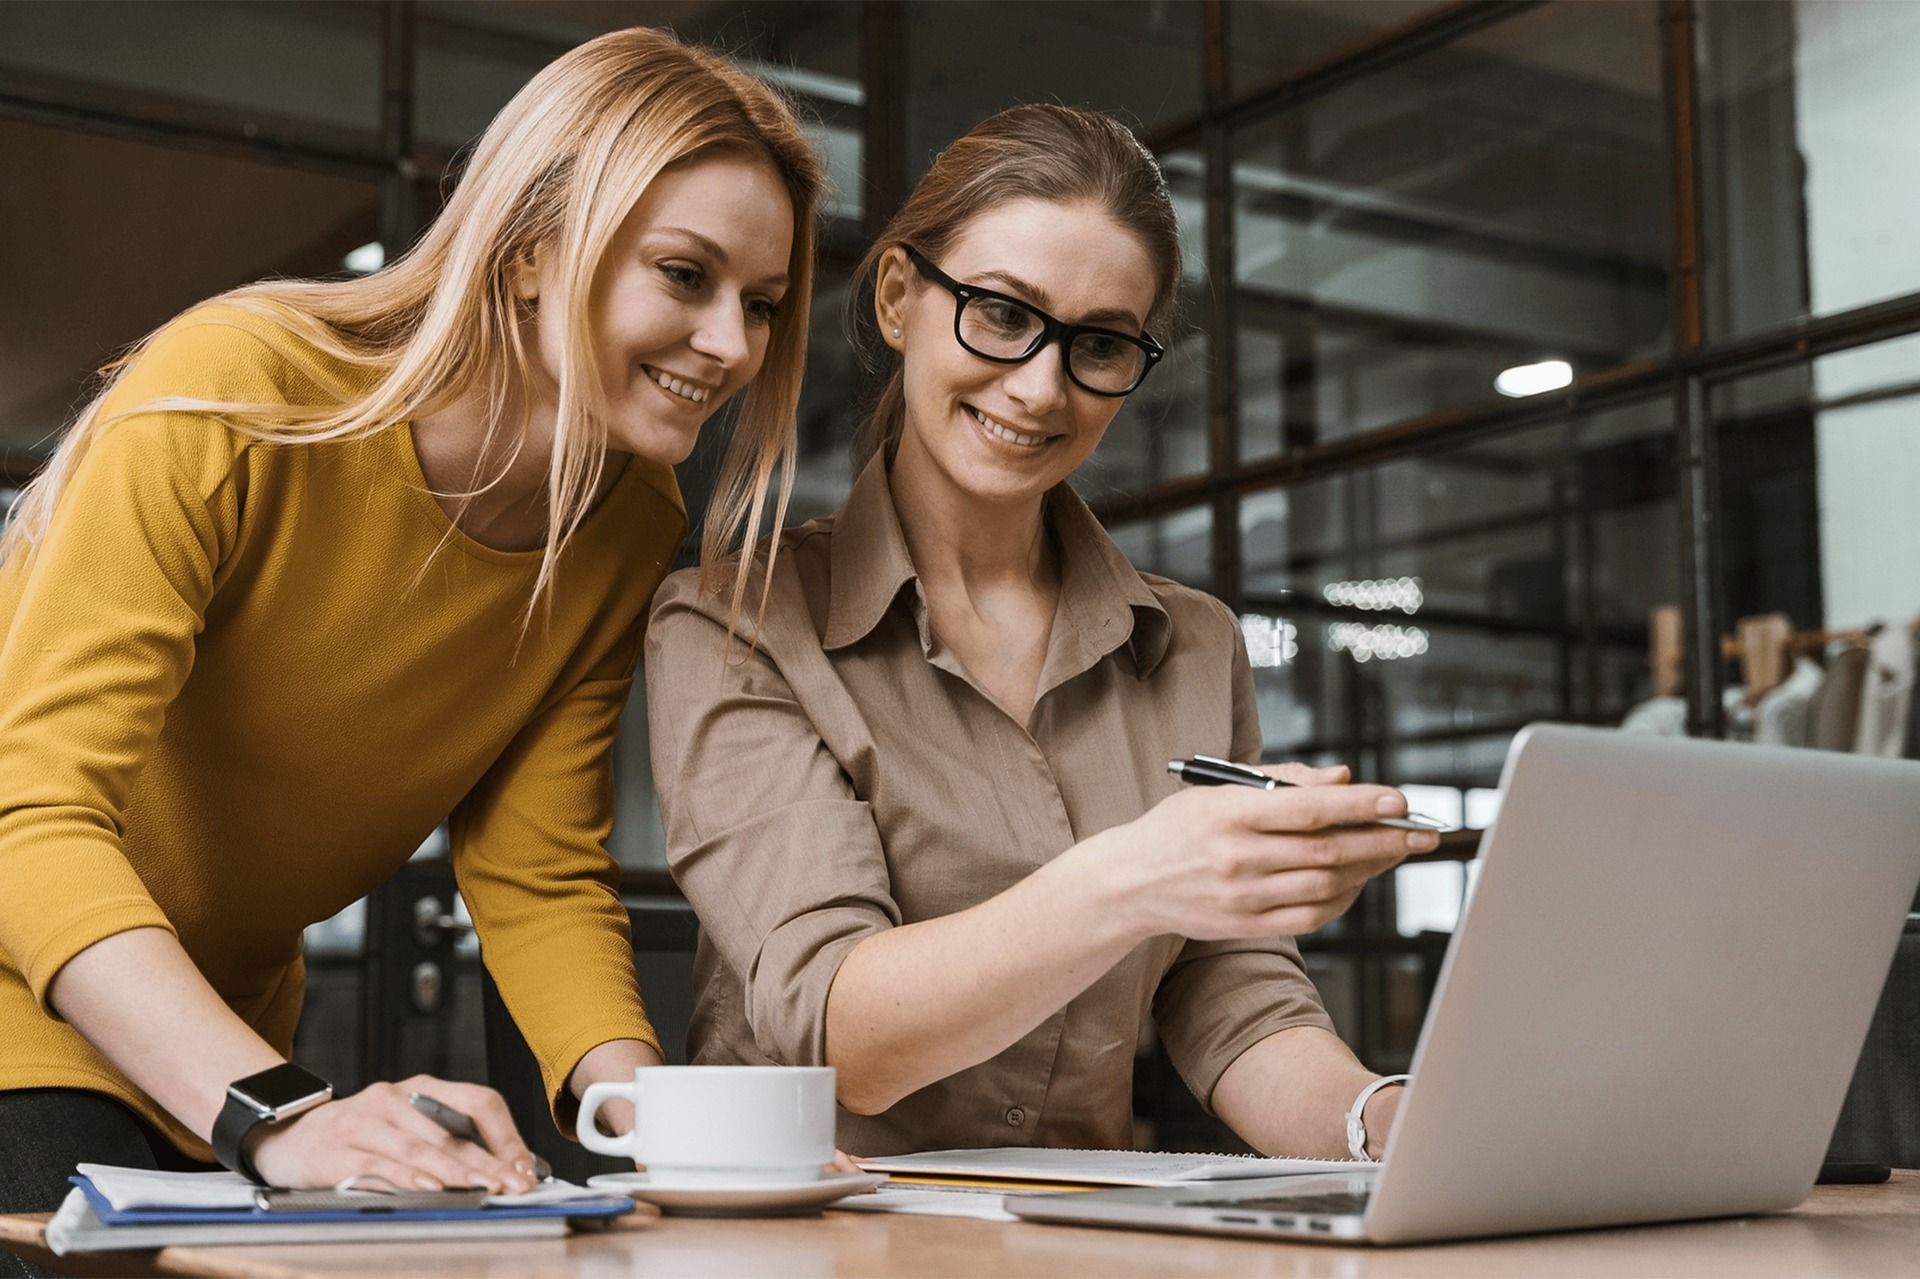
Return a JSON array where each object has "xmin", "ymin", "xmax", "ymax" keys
[
  {"xmin": 1201, "ymin": 0, "xmax": 1241, "ymax": 609},
  {"xmin": 858, "ymin": 1, "xmax": 907, "ymax": 243},
  {"xmin": 0, "ymin": 68, "xmax": 390, "ymax": 181},
  {"xmin": 1143, "ymin": 0, "xmax": 1543, "ymax": 152},
  {"xmin": 1092, "ymin": 285, "xmax": 1920, "ymax": 527}
]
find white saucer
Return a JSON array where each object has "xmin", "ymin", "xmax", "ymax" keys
[{"xmin": 586, "ymin": 1170, "xmax": 889, "ymax": 1216}]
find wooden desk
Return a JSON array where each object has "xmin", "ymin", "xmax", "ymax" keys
[{"xmin": 4, "ymin": 1173, "xmax": 1917, "ymax": 1278}]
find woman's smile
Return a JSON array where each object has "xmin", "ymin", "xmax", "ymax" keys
[
  {"xmin": 640, "ymin": 363, "xmax": 715, "ymax": 406},
  {"xmin": 963, "ymin": 402, "xmax": 1057, "ymax": 451}
]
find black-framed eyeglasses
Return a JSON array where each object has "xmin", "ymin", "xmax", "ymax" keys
[{"xmin": 906, "ymin": 247, "xmax": 1164, "ymax": 397}]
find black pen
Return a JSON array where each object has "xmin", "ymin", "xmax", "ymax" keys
[
  {"xmin": 410, "ymin": 1092, "xmax": 551, "ymax": 1183},
  {"xmin": 1166, "ymin": 755, "xmax": 1456, "ymax": 833},
  {"xmin": 1166, "ymin": 754, "xmax": 1282, "ymax": 790}
]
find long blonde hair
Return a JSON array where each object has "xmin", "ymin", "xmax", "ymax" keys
[{"xmin": 2, "ymin": 27, "xmax": 823, "ymax": 632}]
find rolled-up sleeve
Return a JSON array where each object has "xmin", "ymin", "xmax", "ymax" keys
[
  {"xmin": 644, "ymin": 571, "xmax": 898, "ymax": 1068},
  {"xmin": 1152, "ymin": 600, "xmax": 1334, "ymax": 1111}
]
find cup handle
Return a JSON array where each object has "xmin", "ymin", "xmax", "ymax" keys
[{"xmin": 577, "ymin": 1080, "xmax": 636, "ymax": 1157}]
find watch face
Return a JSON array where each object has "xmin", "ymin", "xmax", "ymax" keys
[{"xmin": 231, "ymin": 1063, "xmax": 333, "ymax": 1116}]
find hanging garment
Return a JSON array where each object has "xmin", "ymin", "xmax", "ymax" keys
[
  {"xmin": 1621, "ymin": 695, "xmax": 1686, "ymax": 737},
  {"xmin": 1620, "ymin": 691, "xmax": 1755, "ymax": 740},
  {"xmin": 1754, "ymin": 657, "xmax": 1825, "ymax": 749},
  {"xmin": 1722, "ymin": 686, "xmax": 1755, "ymax": 743},
  {"xmin": 1904, "ymin": 637, "xmax": 1920, "ymax": 761},
  {"xmin": 1854, "ymin": 623, "xmax": 1916, "ymax": 757},
  {"xmin": 1809, "ymin": 641, "xmax": 1871, "ymax": 752}
]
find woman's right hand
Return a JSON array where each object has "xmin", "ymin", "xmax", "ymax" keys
[
  {"xmin": 248, "ymin": 1076, "xmax": 538, "ymax": 1193},
  {"xmin": 1084, "ymin": 763, "xmax": 1434, "ymax": 941}
]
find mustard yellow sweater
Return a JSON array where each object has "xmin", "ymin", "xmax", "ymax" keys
[{"xmin": 0, "ymin": 304, "xmax": 683, "ymax": 1159}]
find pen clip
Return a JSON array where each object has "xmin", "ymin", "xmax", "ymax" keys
[{"xmin": 1192, "ymin": 753, "xmax": 1270, "ymax": 779}]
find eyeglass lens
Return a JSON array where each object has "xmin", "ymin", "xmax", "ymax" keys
[{"xmin": 957, "ymin": 295, "xmax": 1148, "ymax": 394}]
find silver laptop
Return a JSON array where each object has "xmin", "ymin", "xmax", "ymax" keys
[{"xmin": 1010, "ymin": 724, "xmax": 1920, "ymax": 1245}]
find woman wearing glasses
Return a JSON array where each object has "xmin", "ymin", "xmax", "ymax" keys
[{"xmin": 645, "ymin": 105, "xmax": 1432, "ymax": 1158}]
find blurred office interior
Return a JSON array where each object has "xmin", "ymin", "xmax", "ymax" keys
[{"xmin": 2, "ymin": 0, "xmax": 1916, "ymax": 1158}]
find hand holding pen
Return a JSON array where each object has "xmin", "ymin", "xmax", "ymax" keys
[
  {"xmin": 1075, "ymin": 759, "xmax": 1435, "ymax": 943},
  {"xmin": 410, "ymin": 1092, "xmax": 551, "ymax": 1183},
  {"xmin": 1168, "ymin": 755, "xmax": 1457, "ymax": 833},
  {"xmin": 248, "ymin": 1075, "xmax": 538, "ymax": 1194}
]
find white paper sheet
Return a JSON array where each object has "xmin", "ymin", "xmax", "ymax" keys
[
  {"xmin": 831, "ymin": 1187, "xmax": 1019, "ymax": 1221},
  {"xmin": 855, "ymin": 1147, "xmax": 1359, "ymax": 1188},
  {"xmin": 74, "ymin": 1163, "xmax": 611, "ymax": 1210},
  {"xmin": 76, "ymin": 1166, "xmax": 257, "ymax": 1211}
]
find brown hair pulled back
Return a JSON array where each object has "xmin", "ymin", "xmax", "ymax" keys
[{"xmin": 849, "ymin": 104, "xmax": 1181, "ymax": 468}]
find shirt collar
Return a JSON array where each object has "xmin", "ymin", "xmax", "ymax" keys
[
  {"xmin": 823, "ymin": 455, "xmax": 1173, "ymax": 678},
  {"xmin": 823, "ymin": 455, "xmax": 922, "ymax": 652}
]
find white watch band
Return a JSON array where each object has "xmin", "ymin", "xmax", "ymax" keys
[{"xmin": 1345, "ymin": 1074, "xmax": 1410, "ymax": 1162}]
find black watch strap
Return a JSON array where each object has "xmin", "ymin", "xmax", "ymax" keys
[
  {"xmin": 210, "ymin": 1064, "xmax": 332, "ymax": 1185},
  {"xmin": 212, "ymin": 1092, "xmax": 270, "ymax": 1185}
]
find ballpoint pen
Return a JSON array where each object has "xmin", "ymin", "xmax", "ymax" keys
[
  {"xmin": 1167, "ymin": 754, "xmax": 1455, "ymax": 833},
  {"xmin": 410, "ymin": 1092, "xmax": 552, "ymax": 1183}
]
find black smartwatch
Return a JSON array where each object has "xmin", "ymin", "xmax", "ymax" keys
[{"xmin": 211, "ymin": 1063, "xmax": 333, "ymax": 1184}]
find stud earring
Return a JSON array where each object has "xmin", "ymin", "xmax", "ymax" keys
[{"xmin": 891, "ymin": 327, "xmax": 901, "ymax": 338}]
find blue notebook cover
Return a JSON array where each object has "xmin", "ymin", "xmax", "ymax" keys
[{"xmin": 71, "ymin": 1176, "xmax": 634, "ymax": 1227}]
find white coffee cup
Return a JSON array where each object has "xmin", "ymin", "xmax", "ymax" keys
[{"xmin": 577, "ymin": 1066, "xmax": 836, "ymax": 1185}]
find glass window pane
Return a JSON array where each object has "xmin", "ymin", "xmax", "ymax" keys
[
  {"xmin": 789, "ymin": 259, "xmax": 863, "ymax": 525},
  {"xmin": 1233, "ymin": 1, "xmax": 1670, "ymax": 456},
  {"xmin": 0, "ymin": 121, "xmax": 380, "ymax": 455},
  {"xmin": 1085, "ymin": 150, "xmax": 1210, "ymax": 495},
  {"xmin": 1701, "ymin": 0, "xmax": 1920, "ymax": 337},
  {"xmin": 1227, "ymin": 1, "xmax": 1444, "ymax": 98},
  {"xmin": 904, "ymin": 0, "xmax": 1202, "ymax": 178},
  {"xmin": 0, "ymin": 0, "xmax": 382, "ymax": 143},
  {"xmin": 1109, "ymin": 506, "xmax": 1212, "ymax": 593},
  {"xmin": 1709, "ymin": 336, "xmax": 1920, "ymax": 753},
  {"xmin": 1237, "ymin": 402, "xmax": 1678, "ymax": 784},
  {"xmin": 415, "ymin": 3, "xmax": 864, "ymax": 221}
]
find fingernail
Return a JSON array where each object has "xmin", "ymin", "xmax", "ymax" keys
[
  {"xmin": 1377, "ymin": 794, "xmax": 1406, "ymax": 816},
  {"xmin": 1409, "ymin": 830, "xmax": 1440, "ymax": 851},
  {"xmin": 415, "ymin": 1175, "xmax": 442, "ymax": 1190},
  {"xmin": 515, "ymin": 1159, "xmax": 535, "ymax": 1178}
]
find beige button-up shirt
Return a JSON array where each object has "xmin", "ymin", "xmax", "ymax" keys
[{"xmin": 644, "ymin": 457, "xmax": 1332, "ymax": 1154}]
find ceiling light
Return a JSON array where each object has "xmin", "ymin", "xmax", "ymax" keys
[
  {"xmin": 1494, "ymin": 359, "xmax": 1572, "ymax": 398},
  {"xmin": 1327, "ymin": 621, "xmax": 1429, "ymax": 663},
  {"xmin": 342, "ymin": 241, "xmax": 386, "ymax": 274},
  {"xmin": 1323, "ymin": 576, "xmax": 1423, "ymax": 614}
]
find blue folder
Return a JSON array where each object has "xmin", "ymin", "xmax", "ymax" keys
[{"xmin": 71, "ymin": 1175, "xmax": 635, "ymax": 1228}]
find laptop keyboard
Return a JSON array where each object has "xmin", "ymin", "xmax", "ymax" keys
[{"xmin": 1187, "ymin": 1189, "xmax": 1373, "ymax": 1217}]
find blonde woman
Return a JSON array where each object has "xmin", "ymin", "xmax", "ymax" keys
[{"xmin": 0, "ymin": 26, "xmax": 821, "ymax": 1224}]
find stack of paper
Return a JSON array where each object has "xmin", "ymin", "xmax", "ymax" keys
[
  {"xmin": 856, "ymin": 1147, "xmax": 1359, "ymax": 1189},
  {"xmin": 45, "ymin": 1165, "xmax": 633, "ymax": 1255},
  {"xmin": 838, "ymin": 1147, "xmax": 1360, "ymax": 1222}
]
